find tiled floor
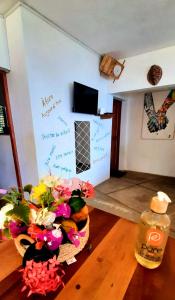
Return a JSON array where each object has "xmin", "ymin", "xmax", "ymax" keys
[{"xmin": 86, "ymin": 171, "xmax": 175, "ymax": 237}]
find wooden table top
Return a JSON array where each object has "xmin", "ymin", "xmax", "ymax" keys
[{"xmin": 0, "ymin": 207, "xmax": 175, "ymax": 300}]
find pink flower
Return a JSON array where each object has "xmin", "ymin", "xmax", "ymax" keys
[
  {"xmin": 54, "ymin": 203, "xmax": 71, "ymax": 218},
  {"xmin": 52, "ymin": 185, "xmax": 72, "ymax": 201},
  {"xmin": 67, "ymin": 228, "xmax": 86, "ymax": 247},
  {"xmin": 36, "ymin": 228, "xmax": 63, "ymax": 251},
  {"xmin": 0, "ymin": 189, "xmax": 7, "ymax": 195},
  {"xmin": 69, "ymin": 178, "xmax": 82, "ymax": 191},
  {"xmin": 47, "ymin": 229, "xmax": 63, "ymax": 251},
  {"xmin": 20, "ymin": 256, "xmax": 65, "ymax": 296},
  {"xmin": 9, "ymin": 221, "xmax": 27, "ymax": 238},
  {"xmin": 61, "ymin": 178, "xmax": 82, "ymax": 192},
  {"xmin": 81, "ymin": 181, "xmax": 95, "ymax": 198}
]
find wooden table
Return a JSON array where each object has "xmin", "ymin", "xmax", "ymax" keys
[{"xmin": 0, "ymin": 208, "xmax": 175, "ymax": 300}]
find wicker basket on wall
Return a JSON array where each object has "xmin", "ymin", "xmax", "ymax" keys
[{"xmin": 14, "ymin": 216, "xmax": 89, "ymax": 263}]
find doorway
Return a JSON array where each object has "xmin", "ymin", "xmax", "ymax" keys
[
  {"xmin": 110, "ymin": 99, "xmax": 122, "ymax": 176},
  {"xmin": 0, "ymin": 71, "xmax": 22, "ymax": 189}
]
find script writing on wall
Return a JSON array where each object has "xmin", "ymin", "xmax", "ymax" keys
[
  {"xmin": 55, "ymin": 151, "xmax": 74, "ymax": 160},
  {"xmin": 92, "ymin": 119, "xmax": 110, "ymax": 165},
  {"xmin": 52, "ymin": 164, "xmax": 72, "ymax": 174},
  {"xmin": 42, "ymin": 129, "xmax": 70, "ymax": 140},
  {"xmin": 41, "ymin": 105, "xmax": 74, "ymax": 177},
  {"xmin": 96, "ymin": 132, "xmax": 110, "ymax": 143},
  {"xmin": 91, "ymin": 119, "xmax": 103, "ymax": 141},
  {"xmin": 93, "ymin": 153, "xmax": 107, "ymax": 164},
  {"xmin": 41, "ymin": 94, "xmax": 62, "ymax": 118},
  {"xmin": 45, "ymin": 144, "xmax": 56, "ymax": 166}
]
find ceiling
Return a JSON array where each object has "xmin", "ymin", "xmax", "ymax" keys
[{"xmin": 1, "ymin": 0, "xmax": 175, "ymax": 58}]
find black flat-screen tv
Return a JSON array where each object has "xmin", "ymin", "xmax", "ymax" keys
[{"xmin": 73, "ymin": 82, "xmax": 98, "ymax": 115}]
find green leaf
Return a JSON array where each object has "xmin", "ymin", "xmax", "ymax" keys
[
  {"xmin": 23, "ymin": 184, "xmax": 33, "ymax": 194},
  {"xmin": 37, "ymin": 191, "xmax": 55, "ymax": 208},
  {"xmin": 49, "ymin": 205, "xmax": 57, "ymax": 212},
  {"xmin": 69, "ymin": 197, "xmax": 86, "ymax": 213},
  {"xmin": 1, "ymin": 194, "xmax": 15, "ymax": 204},
  {"xmin": 6, "ymin": 203, "xmax": 30, "ymax": 225},
  {"xmin": 3, "ymin": 228, "xmax": 11, "ymax": 239},
  {"xmin": 1, "ymin": 189, "xmax": 22, "ymax": 205},
  {"xmin": 71, "ymin": 189, "xmax": 82, "ymax": 197}
]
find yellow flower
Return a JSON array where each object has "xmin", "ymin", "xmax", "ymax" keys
[{"xmin": 31, "ymin": 183, "xmax": 47, "ymax": 201}]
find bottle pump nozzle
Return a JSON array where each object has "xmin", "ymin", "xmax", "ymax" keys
[{"xmin": 151, "ymin": 191, "xmax": 171, "ymax": 214}]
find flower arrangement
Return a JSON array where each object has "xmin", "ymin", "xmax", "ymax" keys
[{"xmin": 0, "ymin": 176, "xmax": 95, "ymax": 296}]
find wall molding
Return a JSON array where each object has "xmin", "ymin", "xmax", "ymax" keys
[{"xmin": 4, "ymin": 1, "xmax": 100, "ymax": 57}]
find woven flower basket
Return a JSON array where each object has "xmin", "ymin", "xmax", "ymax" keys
[{"xmin": 14, "ymin": 217, "xmax": 89, "ymax": 263}]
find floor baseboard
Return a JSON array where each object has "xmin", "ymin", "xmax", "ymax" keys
[{"xmin": 110, "ymin": 170, "xmax": 127, "ymax": 178}]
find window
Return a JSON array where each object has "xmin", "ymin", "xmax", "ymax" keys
[{"xmin": 74, "ymin": 121, "xmax": 90, "ymax": 174}]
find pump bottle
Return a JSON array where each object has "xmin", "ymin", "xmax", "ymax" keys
[{"xmin": 135, "ymin": 191, "xmax": 171, "ymax": 269}]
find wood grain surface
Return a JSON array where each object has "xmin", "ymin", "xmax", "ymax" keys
[
  {"xmin": 123, "ymin": 237, "xmax": 175, "ymax": 300},
  {"xmin": 0, "ymin": 207, "xmax": 174, "ymax": 300},
  {"xmin": 56, "ymin": 219, "xmax": 138, "ymax": 300},
  {"xmin": 0, "ymin": 208, "xmax": 118, "ymax": 300},
  {"xmin": 0, "ymin": 239, "xmax": 21, "ymax": 282}
]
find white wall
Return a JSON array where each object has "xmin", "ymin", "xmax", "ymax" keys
[
  {"xmin": 0, "ymin": 16, "xmax": 15, "ymax": 189},
  {"xmin": 119, "ymin": 91, "xmax": 175, "ymax": 177},
  {"xmin": 6, "ymin": 8, "xmax": 39, "ymax": 186},
  {"xmin": 6, "ymin": 6, "xmax": 112, "ymax": 186},
  {"xmin": 0, "ymin": 136, "xmax": 17, "ymax": 189},
  {"xmin": 0, "ymin": 16, "xmax": 10, "ymax": 71},
  {"xmin": 109, "ymin": 46, "xmax": 175, "ymax": 94}
]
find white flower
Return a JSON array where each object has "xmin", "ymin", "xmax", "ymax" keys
[
  {"xmin": 35, "ymin": 208, "xmax": 56, "ymax": 226},
  {"xmin": 52, "ymin": 228, "xmax": 62, "ymax": 238},
  {"xmin": 30, "ymin": 208, "xmax": 38, "ymax": 223},
  {"xmin": 40, "ymin": 175, "xmax": 61, "ymax": 188},
  {"xmin": 42, "ymin": 211, "xmax": 56, "ymax": 226},
  {"xmin": 0, "ymin": 204, "xmax": 14, "ymax": 229},
  {"xmin": 53, "ymin": 223, "xmax": 61, "ymax": 230}
]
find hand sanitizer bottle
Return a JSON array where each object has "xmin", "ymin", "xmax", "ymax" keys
[{"xmin": 135, "ymin": 191, "xmax": 171, "ymax": 269}]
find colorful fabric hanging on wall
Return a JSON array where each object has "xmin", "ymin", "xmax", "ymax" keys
[{"xmin": 144, "ymin": 90, "xmax": 175, "ymax": 133}]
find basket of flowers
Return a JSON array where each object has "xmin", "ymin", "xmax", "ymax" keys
[{"xmin": 0, "ymin": 176, "xmax": 95, "ymax": 296}]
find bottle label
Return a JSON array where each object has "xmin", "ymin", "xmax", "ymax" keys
[
  {"xmin": 138, "ymin": 227, "xmax": 165, "ymax": 263},
  {"xmin": 146, "ymin": 228, "xmax": 164, "ymax": 247}
]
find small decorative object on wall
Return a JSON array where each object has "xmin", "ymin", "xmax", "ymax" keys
[
  {"xmin": 142, "ymin": 90, "xmax": 175, "ymax": 139},
  {"xmin": 99, "ymin": 54, "xmax": 125, "ymax": 82},
  {"xmin": 147, "ymin": 65, "xmax": 162, "ymax": 86},
  {"xmin": 0, "ymin": 176, "xmax": 95, "ymax": 296}
]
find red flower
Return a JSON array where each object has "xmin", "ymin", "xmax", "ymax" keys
[
  {"xmin": 81, "ymin": 181, "xmax": 95, "ymax": 198},
  {"xmin": 27, "ymin": 224, "xmax": 43, "ymax": 239},
  {"xmin": 20, "ymin": 256, "xmax": 65, "ymax": 296}
]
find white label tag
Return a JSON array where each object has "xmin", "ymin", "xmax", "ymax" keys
[{"xmin": 66, "ymin": 257, "xmax": 77, "ymax": 265}]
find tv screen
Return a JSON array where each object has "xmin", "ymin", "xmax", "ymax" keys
[{"xmin": 73, "ymin": 82, "xmax": 98, "ymax": 115}]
